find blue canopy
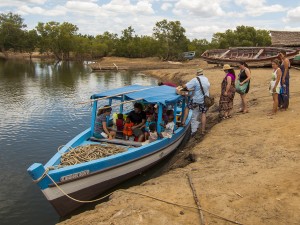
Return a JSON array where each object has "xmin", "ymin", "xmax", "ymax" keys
[{"xmin": 91, "ymin": 85, "xmax": 182, "ymax": 105}]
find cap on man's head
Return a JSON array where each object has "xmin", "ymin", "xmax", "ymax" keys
[{"xmin": 197, "ymin": 68, "xmax": 204, "ymax": 74}]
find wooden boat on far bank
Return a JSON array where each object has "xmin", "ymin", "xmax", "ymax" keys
[
  {"xmin": 89, "ymin": 62, "xmax": 128, "ymax": 71},
  {"xmin": 201, "ymin": 47, "xmax": 298, "ymax": 67},
  {"xmin": 27, "ymin": 85, "xmax": 192, "ymax": 216}
]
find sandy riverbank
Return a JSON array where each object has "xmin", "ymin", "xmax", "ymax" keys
[{"xmin": 58, "ymin": 57, "xmax": 300, "ymax": 225}]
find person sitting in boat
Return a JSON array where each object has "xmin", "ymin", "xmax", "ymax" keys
[
  {"xmin": 148, "ymin": 123, "xmax": 158, "ymax": 143},
  {"xmin": 94, "ymin": 105, "xmax": 116, "ymax": 140},
  {"xmin": 160, "ymin": 113, "xmax": 175, "ymax": 138},
  {"xmin": 123, "ymin": 116, "xmax": 134, "ymax": 140},
  {"xmin": 143, "ymin": 115, "xmax": 156, "ymax": 140},
  {"xmin": 128, "ymin": 102, "xmax": 146, "ymax": 142},
  {"xmin": 153, "ymin": 104, "xmax": 168, "ymax": 124},
  {"xmin": 158, "ymin": 81, "xmax": 177, "ymax": 87},
  {"xmin": 116, "ymin": 113, "xmax": 124, "ymax": 132},
  {"xmin": 144, "ymin": 104, "xmax": 155, "ymax": 117}
]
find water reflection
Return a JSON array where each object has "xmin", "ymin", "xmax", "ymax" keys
[{"xmin": 0, "ymin": 59, "xmax": 157, "ymax": 225}]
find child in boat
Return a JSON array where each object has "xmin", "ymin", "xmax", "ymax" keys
[
  {"xmin": 148, "ymin": 122, "xmax": 158, "ymax": 143},
  {"xmin": 94, "ymin": 105, "xmax": 116, "ymax": 140},
  {"xmin": 143, "ymin": 115, "xmax": 155, "ymax": 140},
  {"xmin": 160, "ymin": 113, "xmax": 175, "ymax": 138},
  {"xmin": 145, "ymin": 104, "xmax": 155, "ymax": 117},
  {"xmin": 123, "ymin": 116, "xmax": 134, "ymax": 140},
  {"xmin": 116, "ymin": 113, "xmax": 124, "ymax": 132}
]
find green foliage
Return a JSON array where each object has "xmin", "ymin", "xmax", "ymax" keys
[
  {"xmin": 0, "ymin": 12, "xmax": 27, "ymax": 51},
  {"xmin": 188, "ymin": 39, "xmax": 210, "ymax": 56},
  {"xmin": 36, "ymin": 21, "xmax": 78, "ymax": 60},
  {"xmin": 211, "ymin": 25, "xmax": 271, "ymax": 48},
  {"xmin": 153, "ymin": 19, "xmax": 188, "ymax": 60},
  {"xmin": 0, "ymin": 12, "xmax": 273, "ymax": 60},
  {"xmin": 23, "ymin": 29, "xmax": 39, "ymax": 54}
]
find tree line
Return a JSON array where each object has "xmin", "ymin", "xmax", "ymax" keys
[{"xmin": 0, "ymin": 12, "xmax": 271, "ymax": 61}]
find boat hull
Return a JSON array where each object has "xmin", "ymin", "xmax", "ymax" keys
[
  {"xmin": 43, "ymin": 125, "xmax": 191, "ymax": 216},
  {"xmin": 201, "ymin": 47, "xmax": 298, "ymax": 67}
]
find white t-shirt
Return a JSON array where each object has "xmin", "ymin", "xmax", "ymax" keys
[
  {"xmin": 186, "ymin": 75, "xmax": 210, "ymax": 104},
  {"xmin": 165, "ymin": 121, "xmax": 175, "ymax": 135}
]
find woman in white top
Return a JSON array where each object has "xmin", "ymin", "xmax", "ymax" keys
[{"xmin": 268, "ymin": 59, "xmax": 282, "ymax": 115}]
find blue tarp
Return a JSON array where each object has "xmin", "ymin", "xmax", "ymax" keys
[{"xmin": 91, "ymin": 85, "xmax": 182, "ymax": 105}]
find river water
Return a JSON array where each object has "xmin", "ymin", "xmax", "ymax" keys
[{"xmin": 0, "ymin": 59, "xmax": 158, "ymax": 225}]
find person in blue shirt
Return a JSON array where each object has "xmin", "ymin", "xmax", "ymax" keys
[{"xmin": 181, "ymin": 68, "xmax": 211, "ymax": 136}]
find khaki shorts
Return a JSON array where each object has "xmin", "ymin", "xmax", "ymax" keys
[{"xmin": 133, "ymin": 128, "xmax": 143, "ymax": 137}]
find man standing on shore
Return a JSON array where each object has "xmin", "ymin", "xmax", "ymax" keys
[{"xmin": 181, "ymin": 68, "xmax": 210, "ymax": 136}]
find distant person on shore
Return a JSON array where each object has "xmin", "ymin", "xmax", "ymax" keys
[
  {"xmin": 128, "ymin": 102, "xmax": 146, "ymax": 142},
  {"xmin": 237, "ymin": 61, "xmax": 251, "ymax": 113},
  {"xmin": 181, "ymin": 68, "xmax": 210, "ymax": 136},
  {"xmin": 278, "ymin": 51, "xmax": 290, "ymax": 110},
  {"xmin": 219, "ymin": 64, "xmax": 236, "ymax": 119},
  {"xmin": 94, "ymin": 105, "xmax": 116, "ymax": 139},
  {"xmin": 268, "ymin": 59, "xmax": 282, "ymax": 116},
  {"xmin": 158, "ymin": 81, "xmax": 177, "ymax": 87}
]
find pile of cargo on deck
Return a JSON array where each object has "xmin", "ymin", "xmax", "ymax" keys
[{"xmin": 60, "ymin": 144, "xmax": 127, "ymax": 166}]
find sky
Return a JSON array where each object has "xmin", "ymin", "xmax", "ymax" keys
[{"xmin": 0, "ymin": 0, "xmax": 299, "ymax": 40}]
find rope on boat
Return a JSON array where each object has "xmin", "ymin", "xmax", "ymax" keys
[
  {"xmin": 43, "ymin": 174, "xmax": 244, "ymax": 224},
  {"xmin": 59, "ymin": 144, "xmax": 127, "ymax": 167},
  {"xmin": 120, "ymin": 190, "xmax": 244, "ymax": 225},
  {"xmin": 31, "ymin": 169, "xmax": 243, "ymax": 224},
  {"xmin": 45, "ymin": 173, "xmax": 113, "ymax": 203}
]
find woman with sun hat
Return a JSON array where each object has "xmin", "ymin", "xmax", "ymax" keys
[{"xmin": 219, "ymin": 64, "xmax": 236, "ymax": 119}]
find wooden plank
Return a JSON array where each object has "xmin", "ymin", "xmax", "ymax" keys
[
  {"xmin": 89, "ymin": 137, "xmax": 142, "ymax": 147},
  {"xmin": 219, "ymin": 50, "xmax": 230, "ymax": 58},
  {"xmin": 253, "ymin": 49, "xmax": 264, "ymax": 59}
]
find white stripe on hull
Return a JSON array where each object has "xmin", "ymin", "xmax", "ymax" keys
[{"xmin": 43, "ymin": 134, "xmax": 185, "ymax": 201}]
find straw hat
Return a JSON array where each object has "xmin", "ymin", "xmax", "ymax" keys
[
  {"xmin": 222, "ymin": 64, "xmax": 234, "ymax": 70},
  {"xmin": 196, "ymin": 68, "xmax": 204, "ymax": 74}
]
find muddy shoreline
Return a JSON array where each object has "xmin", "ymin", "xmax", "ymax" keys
[{"xmin": 58, "ymin": 57, "xmax": 300, "ymax": 225}]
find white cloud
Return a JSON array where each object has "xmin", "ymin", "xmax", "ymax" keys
[
  {"xmin": 284, "ymin": 6, "xmax": 300, "ymax": 23},
  {"xmin": 101, "ymin": 0, "xmax": 154, "ymax": 15},
  {"xmin": 173, "ymin": 0, "xmax": 225, "ymax": 17},
  {"xmin": 0, "ymin": 0, "xmax": 47, "ymax": 7},
  {"xmin": 66, "ymin": 1, "xmax": 101, "ymax": 13},
  {"xmin": 235, "ymin": 0, "xmax": 286, "ymax": 16},
  {"xmin": 161, "ymin": 3, "xmax": 172, "ymax": 11},
  {"xmin": 17, "ymin": 5, "xmax": 66, "ymax": 16}
]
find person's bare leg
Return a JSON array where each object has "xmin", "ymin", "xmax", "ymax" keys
[
  {"xmin": 201, "ymin": 113, "xmax": 206, "ymax": 134},
  {"xmin": 181, "ymin": 107, "xmax": 189, "ymax": 125},
  {"xmin": 273, "ymin": 93, "xmax": 278, "ymax": 114},
  {"xmin": 138, "ymin": 134, "xmax": 145, "ymax": 142},
  {"xmin": 241, "ymin": 94, "xmax": 248, "ymax": 113}
]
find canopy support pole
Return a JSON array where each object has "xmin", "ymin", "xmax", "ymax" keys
[
  {"xmin": 181, "ymin": 97, "xmax": 186, "ymax": 123},
  {"xmin": 173, "ymin": 104, "xmax": 177, "ymax": 130},
  {"xmin": 119, "ymin": 95, "xmax": 125, "ymax": 114},
  {"xmin": 157, "ymin": 103, "xmax": 163, "ymax": 136},
  {"xmin": 90, "ymin": 100, "xmax": 98, "ymax": 137}
]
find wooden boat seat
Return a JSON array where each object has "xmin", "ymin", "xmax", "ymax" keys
[{"xmin": 89, "ymin": 136, "xmax": 142, "ymax": 147}]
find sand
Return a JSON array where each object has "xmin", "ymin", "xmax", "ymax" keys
[{"xmin": 58, "ymin": 57, "xmax": 300, "ymax": 225}]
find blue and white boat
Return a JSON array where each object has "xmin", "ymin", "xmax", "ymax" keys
[{"xmin": 27, "ymin": 84, "xmax": 192, "ymax": 216}]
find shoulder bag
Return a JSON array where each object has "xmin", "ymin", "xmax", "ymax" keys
[{"xmin": 196, "ymin": 77, "xmax": 214, "ymax": 108}]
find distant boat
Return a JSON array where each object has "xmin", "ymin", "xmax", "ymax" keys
[
  {"xmin": 182, "ymin": 51, "xmax": 195, "ymax": 60},
  {"xmin": 27, "ymin": 84, "xmax": 192, "ymax": 216},
  {"xmin": 201, "ymin": 47, "xmax": 298, "ymax": 67},
  {"xmin": 292, "ymin": 54, "xmax": 300, "ymax": 65}
]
